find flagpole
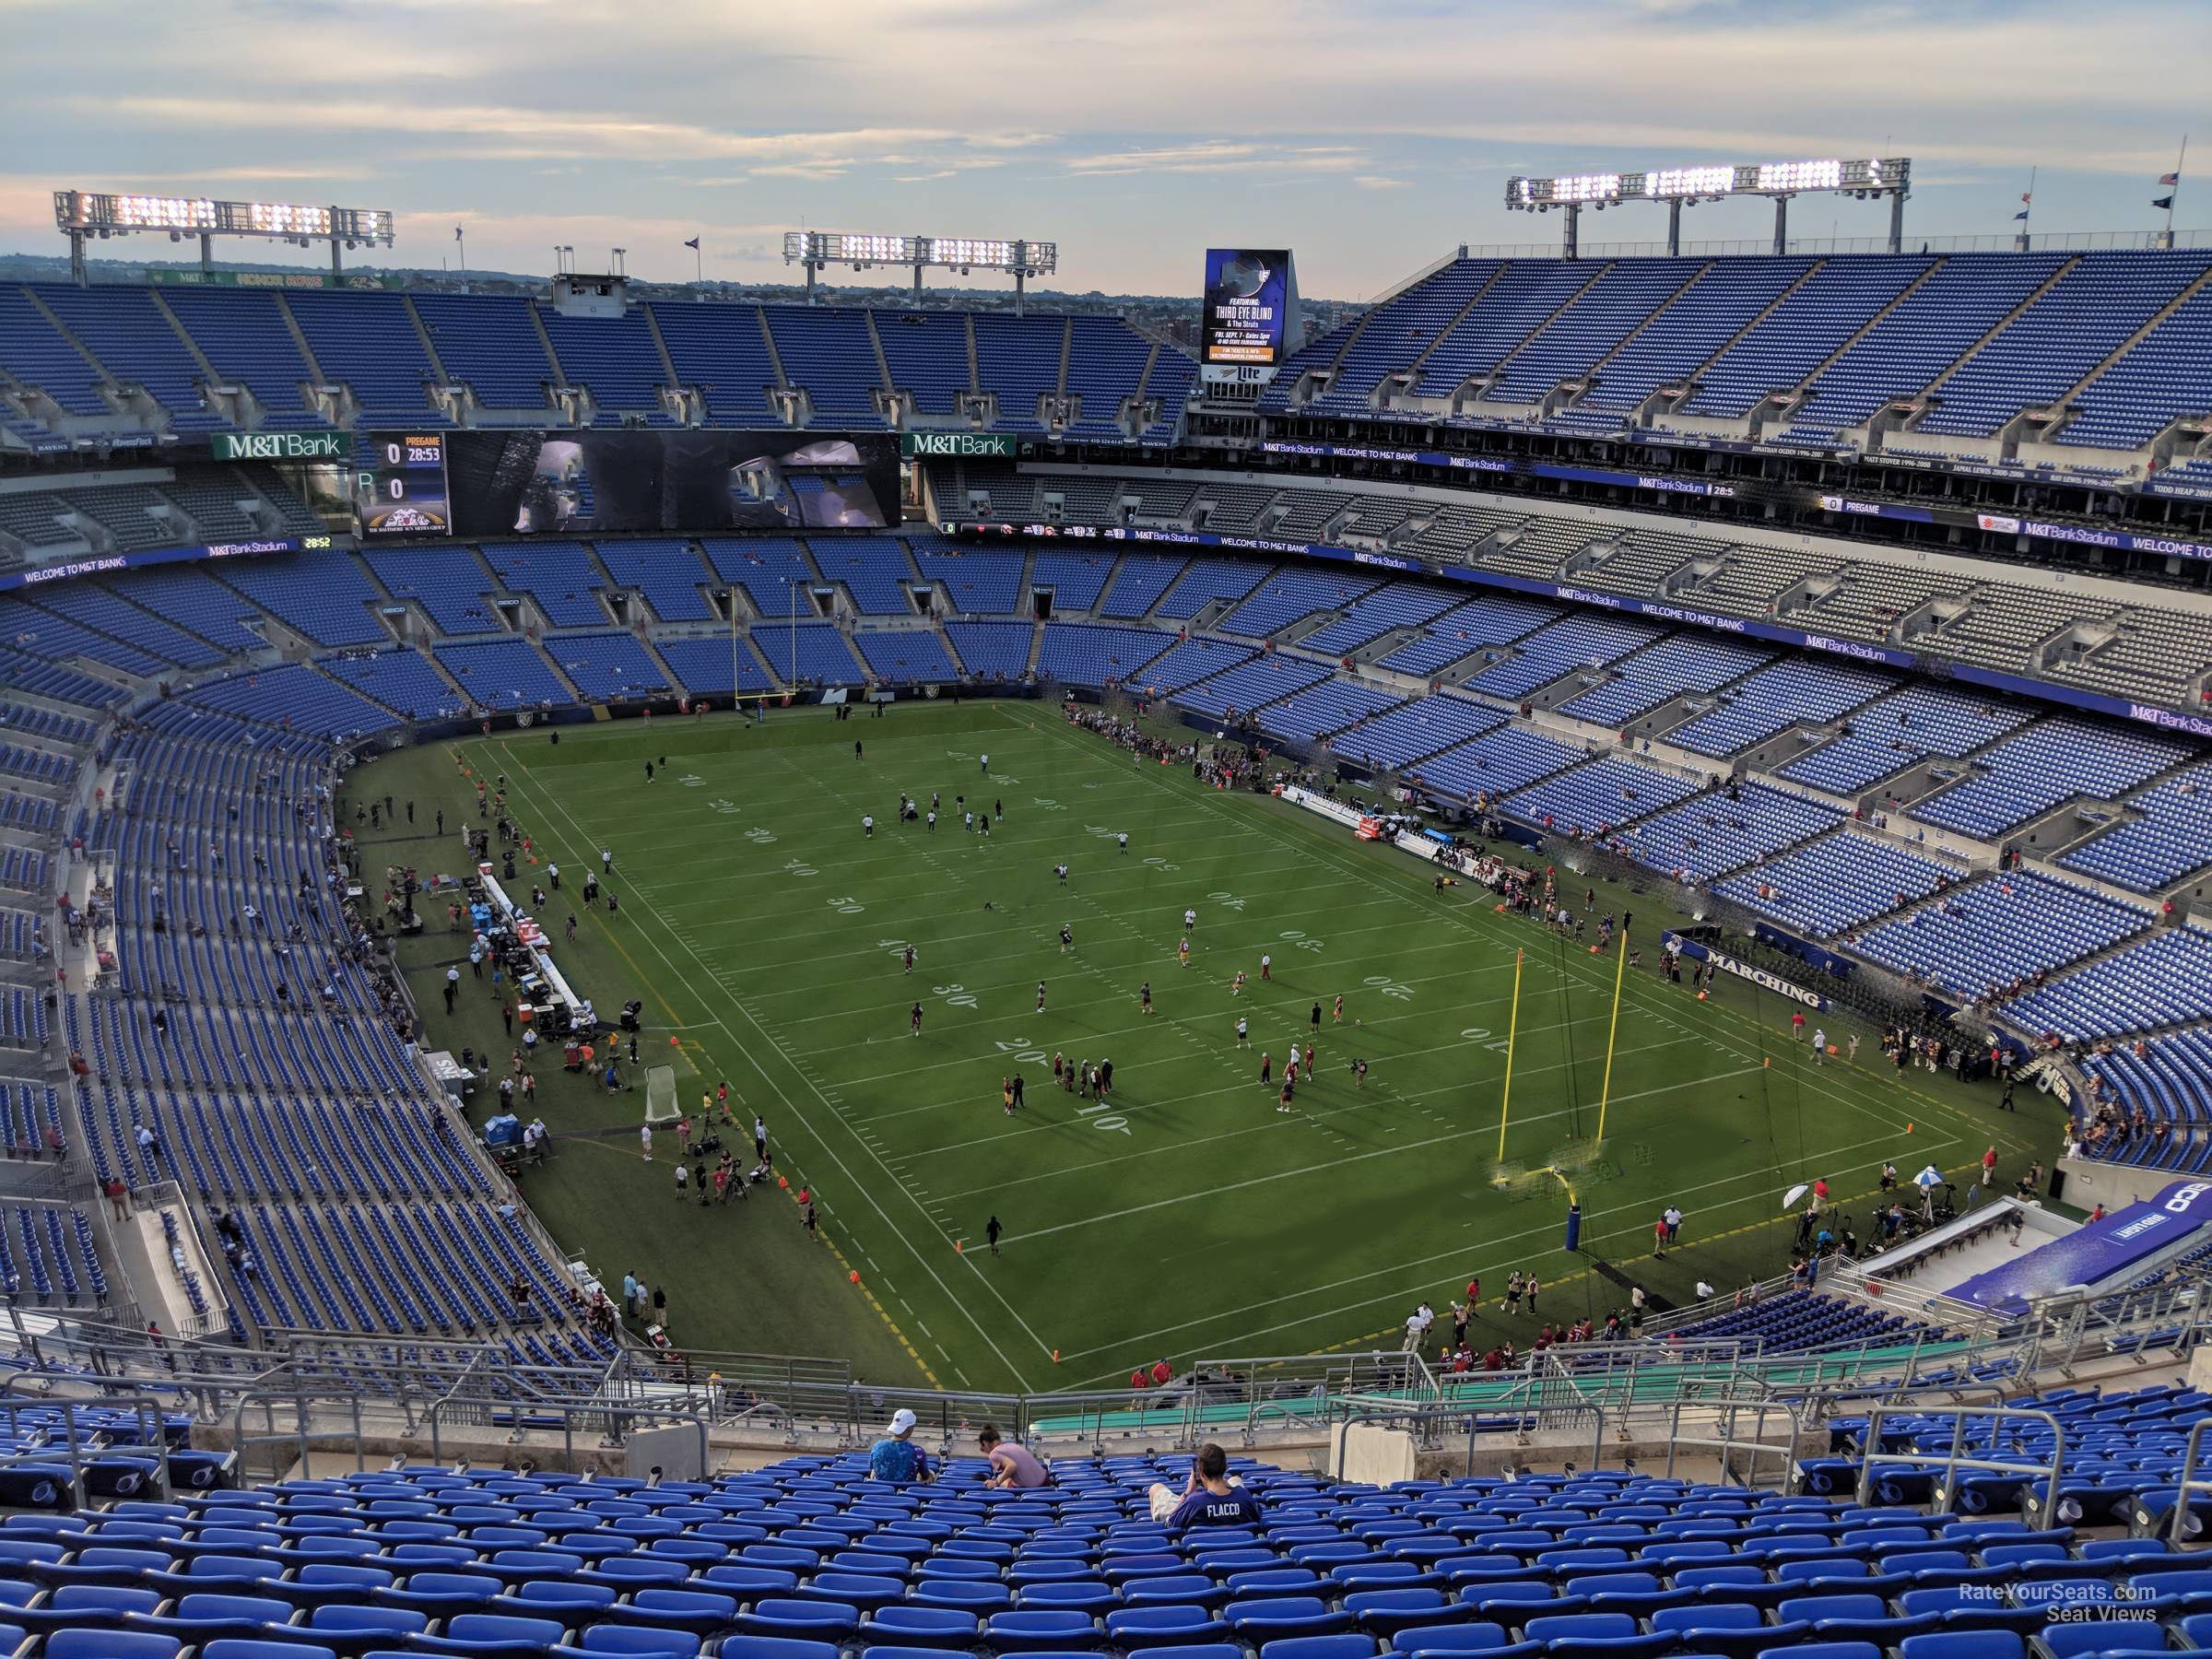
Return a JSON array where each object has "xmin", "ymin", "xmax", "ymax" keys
[
  {"xmin": 2170, "ymin": 136, "xmax": 2188, "ymax": 242},
  {"xmin": 1496, "ymin": 947, "xmax": 1524, "ymax": 1163}
]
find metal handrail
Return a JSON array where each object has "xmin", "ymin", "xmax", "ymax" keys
[
  {"xmin": 1437, "ymin": 229, "xmax": 2212, "ymax": 264},
  {"xmin": 1241, "ymin": 1398, "xmax": 1335, "ymax": 1445},
  {"xmin": 1644, "ymin": 1276, "xmax": 1796, "ymax": 1336},
  {"xmin": 425, "ymin": 1388, "xmax": 713, "ymax": 1477},
  {"xmin": 230, "ymin": 1384, "xmax": 370, "ymax": 1482},
  {"xmin": 1820, "ymin": 1256, "xmax": 2000, "ymax": 1339},
  {"xmin": 1662, "ymin": 1386, "xmax": 1802, "ymax": 1488},
  {"xmin": 1792, "ymin": 1377, "xmax": 2013, "ymax": 1425},
  {"xmin": 2169, "ymin": 1416, "xmax": 2212, "ymax": 1547},
  {"xmin": 0, "ymin": 1257, "xmax": 2202, "ymax": 1466},
  {"xmin": 0, "ymin": 1393, "xmax": 180, "ymax": 1508},
  {"xmin": 1327, "ymin": 1395, "xmax": 1608, "ymax": 1480},
  {"xmin": 1855, "ymin": 1403, "xmax": 2065, "ymax": 1517}
]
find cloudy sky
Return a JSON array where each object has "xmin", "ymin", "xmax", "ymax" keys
[{"xmin": 1, "ymin": 0, "xmax": 2205, "ymax": 299}]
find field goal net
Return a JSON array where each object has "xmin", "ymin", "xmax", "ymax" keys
[{"xmin": 644, "ymin": 1065, "xmax": 680, "ymax": 1124}]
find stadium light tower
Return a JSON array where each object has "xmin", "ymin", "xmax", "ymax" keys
[
  {"xmin": 1502, "ymin": 158, "xmax": 1912, "ymax": 257},
  {"xmin": 782, "ymin": 231, "xmax": 1058, "ymax": 315},
  {"xmin": 53, "ymin": 190, "xmax": 396, "ymax": 285}
]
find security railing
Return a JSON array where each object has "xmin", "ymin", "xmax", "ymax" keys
[
  {"xmin": 232, "ymin": 1383, "xmax": 374, "ymax": 1484},
  {"xmin": 1327, "ymin": 1394, "xmax": 1610, "ymax": 1481},
  {"xmin": 2167, "ymin": 1416, "xmax": 2212, "ymax": 1547},
  {"xmin": 1656, "ymin": 1383, "xmax": 1804, "ymax": 1488},
  {"xmin": 1854, "ymin": 1402, "xmax": 2065, "ymax": 1516},
  {"xmin": 1822, "ymin": 1260, "xmax": 1999, "ymax": 1338},
  {"xmin": 2, "ymin": 1268, "xmax": 2206, "ymax": 1473},
  {"xmin": 0, "ymin": 1393, "xmax": 181, "ymax": 1508},
  {"xmin": 1446, "ymin": 229, "xmax": 2212, "ymax": 262}
]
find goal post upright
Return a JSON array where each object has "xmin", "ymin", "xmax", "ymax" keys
[{"xmin": 1594, "ymin": 928, "xmax": 1629, "ymax": 1144}]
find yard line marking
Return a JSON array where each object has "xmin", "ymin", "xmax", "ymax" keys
[
  {"xmin": 584, "ymin": 731, "xmax": 1097, "ymax": 1380},
  {"xmin": 488, "ymin": 738, "xmax": 1028, "ymax": 1389},
  {"xmin": 1020, "ymin": 712, "xmax": 1989, "ymax": 1155},
  {"xmin": 1055, "ymin": 1119, "xmax": 1963, "ymax": 1378},
  {"xmin": 997, "ymin": 1064, "xmax": 1759, "ymax": 1250},
  {"xmin": 478, "ymin": 712, "xmax": 2018, "ymax": 1382},
  {"xmin": 739, "ymin": 741, "xmax": 1078, "ymax": 1376},
  {"xmin": 915, "ymin": 1035, "xmax": 1707, "ymax": 1185},
  {"xmin": 739, "ymin": 930, "xmax": 1558, "ymax": 1024},
  {"xmin": 904, "ymin": 1030, "xmax": 1710, "ymax": 1168}
]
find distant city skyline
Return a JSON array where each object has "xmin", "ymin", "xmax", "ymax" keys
[{"xmin": 1, "ymin": 0, "xmax": 2205, "ymax": 300}]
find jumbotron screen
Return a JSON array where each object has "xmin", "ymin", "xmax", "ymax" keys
[
  {"xmin": 358, "ymin": 433, "xmax": 452, "ymax": 536},
  {"xmin": 1200, "ymin": 247, "xmax": 1297, "ymax": 371},
  {"xmin": 441, "ymin": 429, "xmax": 902, "ymax": 537}
]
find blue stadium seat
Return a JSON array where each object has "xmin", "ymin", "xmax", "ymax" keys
[
  {"xmin": 49, "ymin": 1632, "xmax": 185, "ymax": 1659},
  {"xmin": 406, "ymin": 1611, "xmax": 571, "ymax": 1656},
  {"xmin": 1107, "ymin": 1606, "xmax": 1230, "ymax": 1647}
]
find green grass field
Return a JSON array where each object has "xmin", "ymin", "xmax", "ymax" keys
[{"xmin": 346, "ymin": 700, "xmax": 2060, "ymax": 1395}]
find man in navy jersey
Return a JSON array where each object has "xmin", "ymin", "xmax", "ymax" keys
[{"xmin": 1148, "ymin": 1441, "xmax": 1263, "ymax": 1530}]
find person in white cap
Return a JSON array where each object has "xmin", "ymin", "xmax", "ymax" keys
[{"xmin": 869, "ymin": 1406, "xmax": 932, "ymax": 1483}]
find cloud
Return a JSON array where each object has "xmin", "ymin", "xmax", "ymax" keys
[
  {"xmin": 1066, "ymin": 141, "xmax": 1365, "ymax": 177},
  {"xmin": 0, "ymin": 0, "xmax": 2205, "ymax": 296},
  {"xmin": 113, "ymin": 164, "xmax": 378, "ymax": 184},
  {"xmin": 70, "ymin": 95, "xmax": 1053, "ymax": 169}
]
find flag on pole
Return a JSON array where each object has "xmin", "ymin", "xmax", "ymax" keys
[
  {"xmin": 454, "ymin": 226, "xmax": 463, "ymax": 241},
  {"xmin": 2014, "ymin": 208, "xmax": 2030, "ymax": 221},
  {"xmin": 2160, "ymin": 171, "xmax": 2182, "ymax": 186},
  {"xmin": 684, "ymin": 237, "xmax": 700, "ymax": 251},
  {"xmin": 2014, "ymin": 188, "xmax": 2031, "ymax": 222},
  {"xmin": 2154, "ymin": 194, "xmax": 2176, "ymax": 210}
]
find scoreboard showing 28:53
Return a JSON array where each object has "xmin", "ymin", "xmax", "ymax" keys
[{"xmin": 358, "ymin": 433, "xmax": 452, "ymax": 536}]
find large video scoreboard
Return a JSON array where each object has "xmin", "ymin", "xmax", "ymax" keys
[
  {"xmin": 1199, "ymin": 247, "xmax": 1300, "ymax": 384},
  {"xmin": 357, "ymin": 432, "xmax": 452, "ymax": 536}
]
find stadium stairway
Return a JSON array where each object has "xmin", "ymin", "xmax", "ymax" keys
[
  {"xmin": 1643, "ymin": 257, "xmax": 1831, "ymax": 423},
  {"xmin": 1753, "ymin": 257, "xmax": 1951, "ymax": 425},
  {"xmin": 2036, "ymin": 263, "xmax": 2212, "ymax": 451}
]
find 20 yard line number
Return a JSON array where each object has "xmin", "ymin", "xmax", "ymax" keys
[{"xmin": 994, "ymin": 1037, "xmax": 1129, "ymax": 1135}]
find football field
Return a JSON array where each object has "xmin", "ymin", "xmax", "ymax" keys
[{"xmin": 352, "ymin": 700, "xmax": 2056, "ymax": 1394}]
